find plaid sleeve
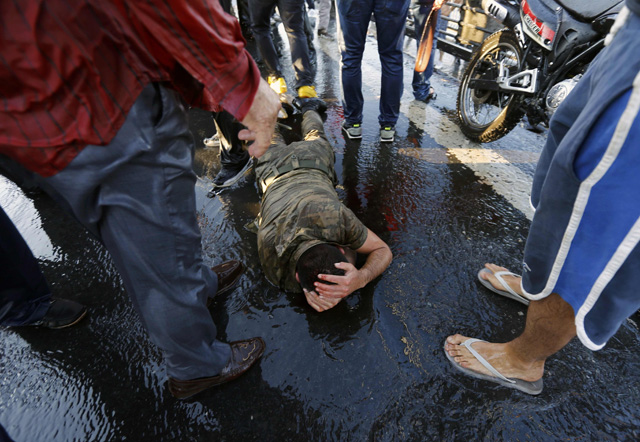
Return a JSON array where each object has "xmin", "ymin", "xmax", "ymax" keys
[{"xmin": 129, "ymin": 0, "xmax": 260, "ymax": 120}]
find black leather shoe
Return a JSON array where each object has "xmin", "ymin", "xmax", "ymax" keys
[
  {"xmin": 212, "ymin": 159, "xmax": 252, "ymax": 188},
  {"xmin": 168, "ymin": 337, "xmax": 266, "ymax": 399},
  {"xmin": 207, "ymin": 260, "xmax": 245, "ymax": 306},
  {"xmin": 29, "ymin": 298, "xmax": 87, "ymax": 329},
  {"xmin": 293, "ymin": 97, "xmax": 327, "ymax": 115}
]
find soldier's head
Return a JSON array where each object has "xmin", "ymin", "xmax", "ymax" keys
[{"xmin": 295, "ymin": 244, "xmax": 348, "ymax": 292}]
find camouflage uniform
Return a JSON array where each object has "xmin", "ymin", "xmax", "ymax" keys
[{"xmin": 256, "ymin": 111, "xmax": 368, "ymax": 293}]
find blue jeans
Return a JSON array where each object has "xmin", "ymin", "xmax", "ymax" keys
[
  {"xmin": 0, "ymin": 206, "xmax": 51, "ymax": 326},
  {"xmin": 337, "ymin": 0, "xmax": 410, "ymax": 126},
  {"xmin": 411, "ymin": 0, "xmax": 436, "ymax": 100}
]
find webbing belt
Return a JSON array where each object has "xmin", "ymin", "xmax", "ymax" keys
[{"xmin": 260, "ymin": 155, "xmax": 331, "ymax": 192}]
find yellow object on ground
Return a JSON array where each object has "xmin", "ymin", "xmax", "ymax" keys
[{"xmin": 297, "ymin": 85, "xmax": 317, "ymax": 98}]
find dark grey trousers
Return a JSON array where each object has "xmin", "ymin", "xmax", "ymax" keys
[{"xmin": 41, "ymin": 84, "xmax": 231, "ymax": 380}]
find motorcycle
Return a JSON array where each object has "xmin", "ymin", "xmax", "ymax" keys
[{"xmin": 456, "ymin": 0, "xmax": 623, "ymax": 142}]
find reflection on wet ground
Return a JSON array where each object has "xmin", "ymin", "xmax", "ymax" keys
[{"xmin": 1, "ymin": 20, "xmax": 640, "ymax": 442}]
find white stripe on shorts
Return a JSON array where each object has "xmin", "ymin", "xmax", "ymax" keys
[
  {"xmin": 576, "ymin": 216, "xmax": 640, "ymax": 350},
  {"xmin": 523, "ymin": 70, "xmax": 640, "ymax": 301}
]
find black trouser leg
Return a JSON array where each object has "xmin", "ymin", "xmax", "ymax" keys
[{"xmin": 212, "ymin": 111, "xmax": 250, "ymax": 167}]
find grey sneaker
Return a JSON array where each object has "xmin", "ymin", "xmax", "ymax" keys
[
  {"xmin": 342, "ymin": 122, "xmax": 362, "ymax": 140},
  {"xmin": 380, "ymin": 125, "xmax": 395, "ymax": 143},
  {"xmin": 203, "ymin": 134, "xmax": 220, "ymax": 148}
]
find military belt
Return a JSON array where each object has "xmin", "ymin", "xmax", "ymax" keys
[{"xmin": 260, "ymin": 155, "xmax": 331, "ymax": 192}]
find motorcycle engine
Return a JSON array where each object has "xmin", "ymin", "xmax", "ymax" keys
[{"xmin": 546, "ymin": 75, "xmax": 582, "ymax": 115}]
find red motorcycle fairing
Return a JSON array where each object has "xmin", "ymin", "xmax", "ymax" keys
[{"xmin": 521, "ymin": 0, "xmax": 558, "ymax": 50}]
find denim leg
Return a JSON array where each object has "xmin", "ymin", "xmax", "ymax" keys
[
  {"xmin": 41, "ymin": 84, "xmax": 231, "ymax": 380},
  {"xmin": 250, "ymin": 0, "xmax": 282, "ymax": 77},
  {"xmin": 0, "ymin": 206, "xmax": 51, "ymax": 326},
  {"xmin": 278, "ymin": 0, "xmax": 315, "ymax": 88},
  {"xmin": 318, "ymin": 0, "xmax": 332, "ymax": 30},
  {"xmin": 411, "ymin": 1, "xmax": 436, "ymax": 99},
  {"xmin": 374, "ymin": 0, "xmax": 410, "ymax": 126},
  {"xmin": 337, "ymin": 0, "xmax": 375, "ymax": 124}
]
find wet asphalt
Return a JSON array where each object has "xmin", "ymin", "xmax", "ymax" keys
[{"xmin": 1, "ymin": 17, "xmax": 640, "ymax": 442}]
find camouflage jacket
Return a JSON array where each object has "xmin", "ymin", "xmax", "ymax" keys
[{"xmin": 255, "ymin": 114, "xmax": 368, "ymax": 293}]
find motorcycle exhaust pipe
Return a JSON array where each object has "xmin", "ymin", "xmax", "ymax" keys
[{"xmin": 481, "ymin": 0, "xmax": 520, "ymax": 28}]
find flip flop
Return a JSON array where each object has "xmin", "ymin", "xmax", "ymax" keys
[
  {"xmin": 444, "ymin": 338, "xmax": 543, "ymax": 395},
  {"xmin": 477, "ymin": 268, "xmax": 530, "ymax": 306}
]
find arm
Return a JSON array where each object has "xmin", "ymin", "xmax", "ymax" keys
[
  {"xmin": 129, "ymin": 0, "xmax": 279, "ymax": 157},
  {"xmin": 313, "ymin": 229, "xmax": 392, "ymax": 299},
  {"xmin": 238, "ymin": 79, "xmax": 280, "ymax": 158}
]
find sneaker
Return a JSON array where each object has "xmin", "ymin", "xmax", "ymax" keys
[
  {"xmin": 297, "ymin": 85, "xmax": 317, "ymax": 98},
  {"xmin": 380, "ymin": 125, "xmax": 395, "ymax": 143},
  {"xmin": 292, "ymin": 97, "xmax": 327, "ymax": 114},
  {"xmin": 213, "ymin": 158, "xmax": 253, "ymax": 188},
  {"xmin": 267, "ymin": 75, "xmax": 287, "ymax": 95},
  {"xmin": 317, "ymin": 28, "xmax": 329, "ymax": 37},
  {"xmin": 28, "ymin": 299, "xmax": 87, "ymax": 329},
  {"xmin": 342, "ymin": 122, "xmax": 362, "ymax": 140},
  {"xmin": 203, "ymin": 133, "xmax": 220, "ymax": 148}
]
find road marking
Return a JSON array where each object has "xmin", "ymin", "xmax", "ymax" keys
[{"xmin": 0, "ymin": 175, "xmax": 59, "ymax": 259}]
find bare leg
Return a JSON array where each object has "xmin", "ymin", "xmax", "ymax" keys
[{"xmin": 445, "ymin": 293, "xmax": 576, "ymax": 382}]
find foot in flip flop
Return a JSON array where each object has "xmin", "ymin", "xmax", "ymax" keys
[
  {"xmin": 444, "ymin": 334, "xmax": 543, "ymax": 395},
  {"xmin": 478, "ymin": 263, "xmax": 529, "ymax": 306}
]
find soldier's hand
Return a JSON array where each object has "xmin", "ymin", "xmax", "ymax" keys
[
  {"xmin": 303, "ymin": 289, "xmax": 340, "ymax": 312},
  {"xmin": 239, "ymin": 78, "xmax": 280, "ymax": 158},
  {"xmin": 315, "ymin": 262, "xmax": 364, "ymax": 299}
]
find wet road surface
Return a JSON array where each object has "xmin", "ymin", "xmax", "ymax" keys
[{"xmin": 1, "ymin": 20, "xmax": 640, "ymax": 442}]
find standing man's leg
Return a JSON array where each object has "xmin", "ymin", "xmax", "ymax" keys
[
  {"xmin": 250, "ymin": 0, "xmax": 287, "ymax": 93},
  {"xmin": 236, "ymin": 0, "xmax": 255, "ymax": 40},
  {"xmin": 0, "ymin": 206, "xmax": 85, "ymax": 328},
  {"xmin": 303, "ymin": 3, "xmax": 317, "ymax": 66},
  {"xmin": 444, "ymin": 11, "xmax": 640, "ymax": 392},
  {"xmin": 411, "ymin": 0, "xmax": 437, "ymax": 102},
  {"xmin": 278, "ymin": 0, "xmax": 317, "ymax": 95},
  {"xmin": 373, "ymin": 0, "xmax": 410, "ymax": 139},
  {"xmin": 445, "ymin": 293, "xmax": 575, "ymax": 383},
  {"xmin": 317, "ymin": 0, "xmax": 332, "ymax": 35},
  {"xmin": 38, "ymin": 85, "xmax": 263, "ymax": 390},
  {"xmin": 336, "ymin": 0, "xmax": 374, "ymax": 138},
  {"xmin": 0, "ymin": 206, "xmax": 51, "ymax": 326}
]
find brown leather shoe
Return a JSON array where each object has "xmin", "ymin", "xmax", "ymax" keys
[
  {"xmin": 168, "ymin": 337, "xmax": 265, "ymax": 399},
  {"xmin": 207, "ymin": 260, "xmax": 245, "ymax": 306}
]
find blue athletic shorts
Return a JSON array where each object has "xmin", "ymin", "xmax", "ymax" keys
[{"xmin": 521, "ymin": 11, "xmax": 640, "ymax": 350}]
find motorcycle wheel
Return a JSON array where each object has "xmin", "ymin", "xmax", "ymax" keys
[{"xmin": 457, "ymin": 30, "xmax": 526, "ymax": 143}]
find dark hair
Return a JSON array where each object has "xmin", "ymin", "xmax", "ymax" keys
[{"xmin": 296, "ymin": 244, "xmax": 348, "ymax": 292}]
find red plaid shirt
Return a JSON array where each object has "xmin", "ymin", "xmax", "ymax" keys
[{"xmin": 0, "ymin": 0, "xmax": 260, "ymax": 177}]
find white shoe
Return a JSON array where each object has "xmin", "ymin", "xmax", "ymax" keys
[{"xmin": 203, "ymin": 134, "xmax": 220, "ymax": 148}]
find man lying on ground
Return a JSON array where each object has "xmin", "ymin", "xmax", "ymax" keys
[{"xmin": 253, "ymin": 98, "xmax": 393, "ymax": 311}]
